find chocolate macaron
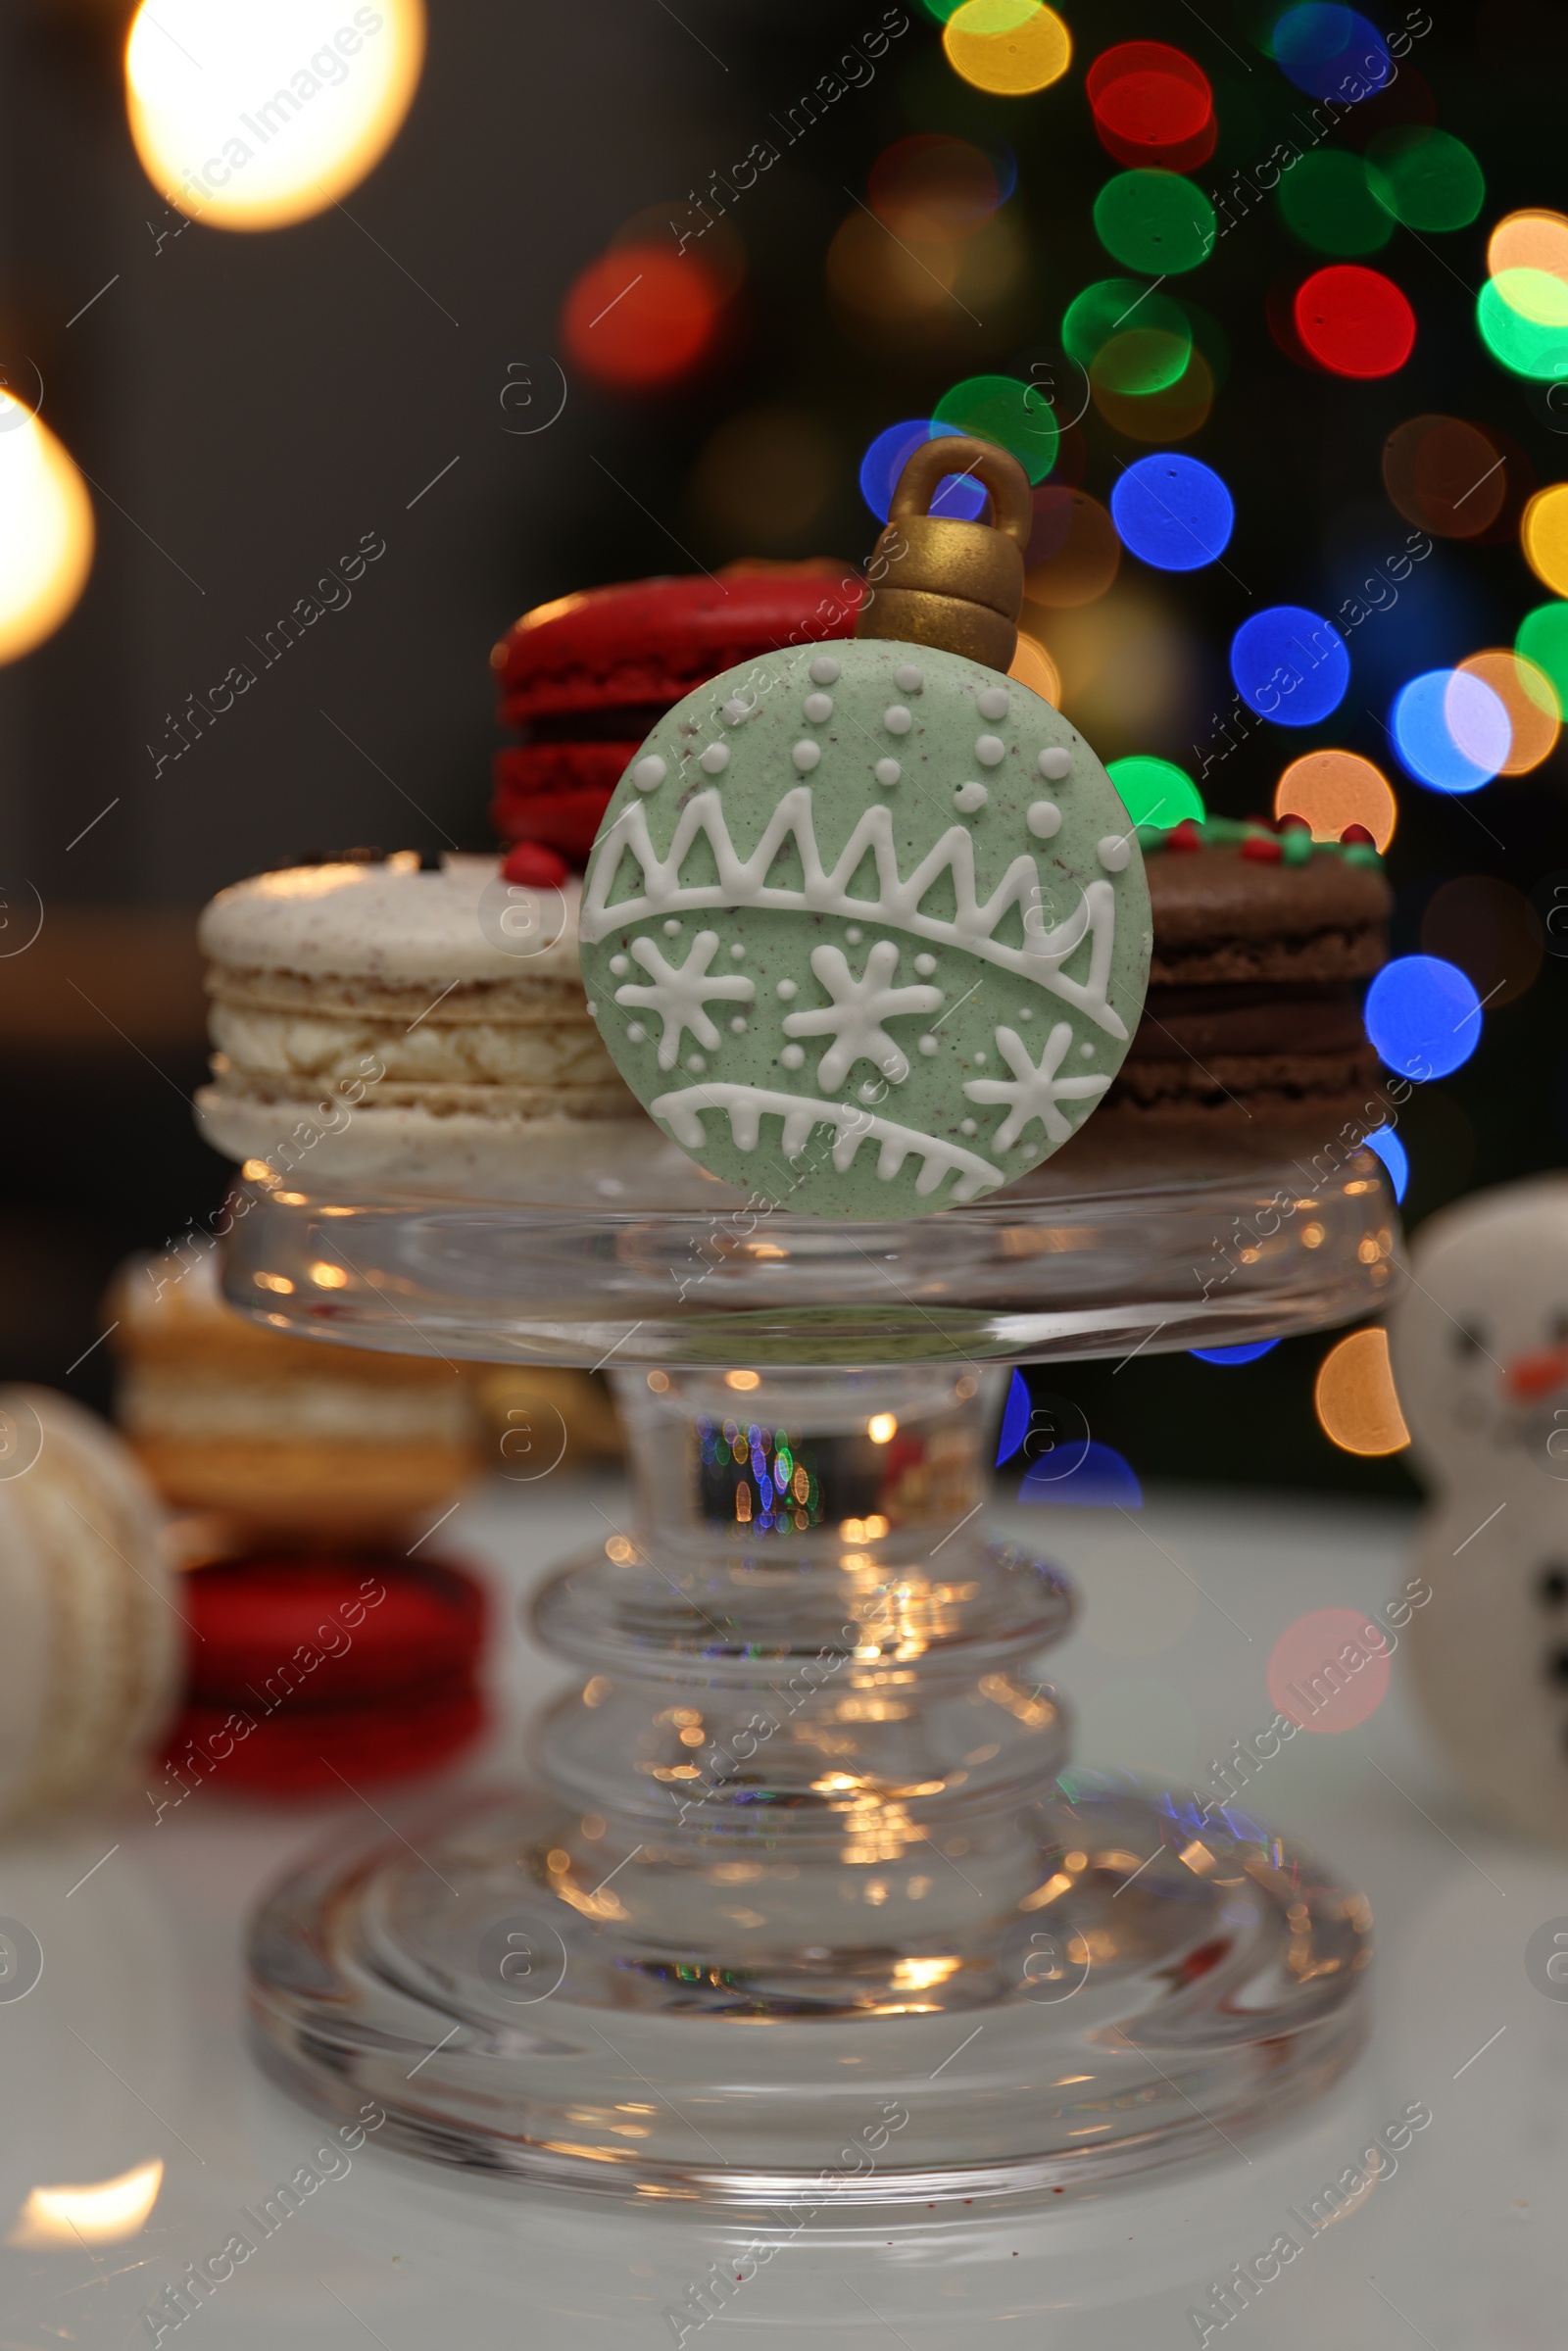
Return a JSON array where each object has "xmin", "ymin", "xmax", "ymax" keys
[{"xmin": 490, "ymin": 563, "xmax": 863, "ymax": 878}]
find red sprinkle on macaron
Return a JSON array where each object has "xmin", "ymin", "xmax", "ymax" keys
[
  {"xmin": 1276, "ymin": 812, "xmax": 1310, "ymax": 833},
  {"xmin": 1240, "ymin": 834, "xmax": 1284, "ymax": 862},
  {"xmin": 1340, "ymin": 822, "xmax": 1375, "ymax": 846},
  {"xmin": 1166, "ymin": 819, "xmax": 1203, "ymax": 853},
  {"xmin": 502, "ymin": 841, "xmax": 569, "ymax": 887}
]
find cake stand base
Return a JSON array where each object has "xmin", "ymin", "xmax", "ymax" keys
[{"xmin": 245, "ymin": 1362, "xmax": 1371, "ymax": 2202}]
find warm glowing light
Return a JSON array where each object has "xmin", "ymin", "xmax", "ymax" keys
[
  {"xmin": 254, "ymin": 1271, "xmax": 295, "ymax": 1294},
  {"xmin": 562, "ymin": 247, "xmax": 719, "ymax": 391},
  {"xmin": 1024, "ymin": 487, "xmax": 1121, "ymax": 608},
  {"xmin": 868, "ymin": 134, "xmax": 1003, "ymax": 241},
  {"xmin": 0, "ymin": 396, "xmax": 94, "ymax": 665},
  {"xmin": 309, "ymin": 1260, "xmax": 349, "ymax": 1289},
  {"xmin": 9, "ymin": 2160, "xmax": 164, "ymax": 2248},
  {"xmin": 1455, "ymin": 649, "xmax": 1559, "ymax": 773},
  {"xmin": 1008, "ymin": 630, "xmax": 1061, "ymax": 705},
  {"xmin": 1488, "ymin": 209, "xmax": 1568, "ymax": 288},
  {"xmin": 1087, "ymin": 42, "xmax": 1214, "ymax": 171},
  {"xmin": 1381, "ymin": 415, "xmax": 1509, "ymax": 540},
  {"xmin": 867, "ymin": 1413, "xmax": 899, "ymax": 1445},
  {"xmin": 1295, "ymin": 265, "xmax": 1415, "ymax": 377},
  {"xmin": 724, "ymin": 1369, "xmax": 760, "ymax": 1391},
  {"xmin": 1268, "ymin": 1605, "xmax": 1393, "ymax": 1734},
  {"xmin": 1521, "ymin": 482, "xmax": 1568, "ymax": 596},
  {"xmin": 124, "ymin": 0, "xmax": 425, "ymax": 230},
  {"xmin": 943, "ymin": 1, "xmax": 1071, "ymax": 95},
  {"xmin": 1274, "ymin": 750, "xmax": 1396, "ymax": 849},
  {"xmin": 1313, "ymin": 1329, "xmax": 1409, "ymax": 1458}
]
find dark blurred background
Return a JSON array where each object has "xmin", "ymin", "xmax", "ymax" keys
[{"xmin": 0, "ymin": 0, "xmax": 1562, "ymax": 1493}]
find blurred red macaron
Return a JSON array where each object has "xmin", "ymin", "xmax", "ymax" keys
[{"xmin": 490, "ymin": 563, "xmax": 863, "ymax": 866}]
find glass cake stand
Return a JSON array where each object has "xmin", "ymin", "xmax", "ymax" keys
[{"xmin": 229, "ymin": 1142, "xmax": 1397, "ymax": 2204}]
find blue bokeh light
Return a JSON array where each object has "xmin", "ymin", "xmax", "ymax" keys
[
  {"xmin": 858, "ymin": 419, "xmax": 989, "ymax": 524},
  {"xmin": 1230, "ymin": 606, "xmax": 1349, "ymax": 725},
  {"xmin": 1019, "ymin": 1441, "xmax": 1142, "ymax": 1508},
  {"xmin": 1190, "ymin": 1339, "xmax": 1283, "ymax": 1365},
  {"xmin": 1390, "ymin": 668, "xmax": 1508, "ymax": 793},
  {"xmin": 1110, "ymin": 453, "xmax": 1235, "ymax": 572},
  {"xmin": 1365, "ymin": 955, "xmax": 1483, "ymax": 1082},
  {"xmin": 1273, "ymin": 5, "xmax": 1392, "ymax": 103},
  {"xmin": 995, "ymin": 1368, "xmax": 1032, "ymax": 1467},
  {"xmin": 1363, "ymin": 1123, "xmax": 1409, "ymax": 1202}
]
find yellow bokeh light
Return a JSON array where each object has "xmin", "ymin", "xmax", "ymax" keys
[
  {"xmin": 8, "ymin": 2159, "xmax": 164, "ymax": 2249},
  {"xmin": 125, "ymin": 0, "xmax": 425, "ymax": 231},
  {"xmin": 1314, "ymin": 1328, "xmax": 1410, "ymax": 1457},
  {"xmin": 0, "ymin": 396, "xmax": 94, "ymax": 665},
  {"xmin": 1274, "ymin": 750, "xmax": 1397, "ymax": 850},
  {"xmin": 943, "ymin": 1, "xmax": 1071, "ymax": 96},
  {"xmin": 1009, "ymin": 629, "xmax": 1062, "ymax": 705},
  {"xmin": 1455, "ymin": 648, "xmax": 1559, "ymax": 772},
  {"xmin": 1488, "ymin": 208, "xmax": 1568, "ymax": 289},
  {"xmin": 867, "ymin": 1413, "xmax": 898, "ymax": 1445},
  {"xmin": 1521, "ymin": 482, "xmax": 1568, "ymax": 595}
]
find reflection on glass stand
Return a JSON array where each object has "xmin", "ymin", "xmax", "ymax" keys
[{"xmin": 234, "ymin": 1151, "xmax": 1395, "ymax": 2202}]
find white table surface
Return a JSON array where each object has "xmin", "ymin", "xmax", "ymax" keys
[{"xmin": 2, "ymin": 1472, "xmax": 1563, "ymax": 2350}]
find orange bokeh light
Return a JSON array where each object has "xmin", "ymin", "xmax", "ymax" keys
[
  {"xmin": 1487, "ymin": 208, "xmax": 1568, "ymax": 289},
  {"xmin": 1274, "ymin": 750, "xmax": 1397, "ymax": 850},
  {"xmin": 1314, "ymin": 1327, "xmax": 1410, "ymax": 1457},
  {"xmin": 1009, "ymin": 629, "xmax": 1061, "ymax": 705},
  {"xmin": 1454, "ymin": 647, "xmax": 1559, "ymax": 772},
  {"xmin": 561, "ymin": 246, "xmax": 719, "ymax": 391}
]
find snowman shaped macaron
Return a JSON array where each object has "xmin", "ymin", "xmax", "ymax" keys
[
  {"xmin": 577, "ymin": 437, "xmax": 1151, "ymax": 1218},
  {"xmin": 1390, "ymin": 1177, "xmax": 1568, "ymax": 1844}
]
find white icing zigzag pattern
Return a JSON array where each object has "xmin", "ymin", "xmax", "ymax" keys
[
  {"xmin": 650, "ymin": 1083, "xmax": 1006, "ymax": 1202},
  {"xmin": 580, "ymin": 786, "xmax": 1128, "ymax": 1040}
]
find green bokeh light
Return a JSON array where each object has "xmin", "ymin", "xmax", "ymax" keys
[
  {"xmin": 1277, "ymin": 150, "xmax": 1393, "ymax": 256},
  {"xmin": 1365, "ymin": 127, "xmax": 1485, "ymax": 232},
  {"xmin": 1062, "ymin": 279, "xmax": 1193, "ymax": 394},
  {"xmin": 1516, "ymin": 602, "xmax": 1568, "ymax": 713},
  {"xmin": 1106, "ymin": 755, "xmax": 1205, "ymax": 828},
  {"xmin": 1478, "ymin": 270, "xmax": 1568, "ymax": 379},
  {"xmin": 1093, "ymin": 171, "xmax": 1216, "ymax": 275},
  {"xmin": 932, "ymin": 372, "xmax": 1059, "ymax": 482}
]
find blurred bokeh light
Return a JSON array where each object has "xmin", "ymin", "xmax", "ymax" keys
[
  {"xmin": 858, "ymin": 419, "xmax": 987, "ymax": 522},
  {"xmin": 1279, "ymin": 150, "xmax": 1393, "ymax": 255},
  {"xmin": 0, "ymin": 397, "xmax": 94, "ymax": 665},
  {"xmin": 1086, "ymin": 42, "xmax": 1214, "ymax": 171},
  {"xmin": 1008, "ymin": 629, "xmax": 1062, "ymax": 705},
  {"xmin": 1274, "ymin": 749, "xmax": 1397, "ymax": 849},
  {"xmin": 1268, "ymin": 1601, "xmax": 1395, "ymax": 1730},
  {"xmin": 1271, "ymin": 6, "xmax": 1390, "ymax": 103},
  {"xmin": 1063, "ymin": 279, "xmax": 1192, "ymax": 395},
  {"xmin": 1231, "ymin": 606, "xmax": 1349, "ymax": 725},
  {"xmin": 1454, "ymin": 648, "xmax": 1559, "ymax": 772},
  {"xmin": 1381, "ymin": 415, "xmax": 1508, "ymax": 538},
  {"xmin": 124, "ymin": 0, "xmax": 426, "ymax": 230},
  {"xmin": 1364, "ymin": 127, "xmax": 1485, "ymax": 231},
  {"xmin": 1023, "ymin": 486, "xmax": 1121, "ymax": 606},
  {"xmin": 1106, "ymin": 753, "xmax": 1203, "ymax": 826},
  {"xmin": 1295, "ymin": 265, "xmax": 1415, "ymax": 376},
  {"xmin": 869, "ymin": 135, "xmax": 1005, "ymax": 240},
  {"xmin": 942, "ymin": 1, "xmax": 1071, "ymax": 95},
  {"xmin": 1390, "ymin": 667, "xmax": 1508, "ymax": 791},
  {"xmin": 1110, "ymin": 453, "xmax": 1233, "ymax": 571},
  {"xmin": 1521, "ymin": 482, "xmax": 1568, "ymax": 594},
  {"xmin": 1420, "ymin": 875, "xmax": 1545, "ymax": 1006},
  {"xmin": 562, "ymin": 245, "xmax": 720, "ymax": 390},
  {"xmin": 1093, "ymin": 171, "xmax": 1216, "ymax": 274},
  {"xmin": 933, "ymin": 372, "xmax": 1057, "ymax": 480},
  {"xmin": 1311, "ymin": 1332, "xmax": 1411, "ymax": 1462},
  {"xmin": 688, "ymin": 408, "xmax": 840, "ymax": 553},
  {"xmin": 1365, "ymin": 954, "xmax": 1483, "ymax": 1079}
]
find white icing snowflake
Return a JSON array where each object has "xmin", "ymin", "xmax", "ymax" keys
[
  {"xmin": 614, "ymin": 930, "xmax": 755, "ymax": 1070},
  {"xmin": 962, "ymin": 1021, "xmax": 1110, "ymax": 1150},
  {"xmin": 782, "ymin": 941, "xmax": 943, "ymax": 1093}
]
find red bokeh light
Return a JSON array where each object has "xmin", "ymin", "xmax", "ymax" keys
[
  {"xmin": 1294, "ymin": 265, "xmax": 1416, "ymax": 378},
  {"xmin": 561, "ymin": 245, "xmax": 720, "ymax": 391},
  {"xmin": 1267, "ymin": 1606, "xmax": 1393, "ymax": 1736},
  {"xmin": 1086, "ymin": 42, "xmax": 1215, "ymax": 171}
]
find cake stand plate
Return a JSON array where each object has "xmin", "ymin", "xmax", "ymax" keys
[{"xmin": 231, "ymin": 1151, "xmax": 1396, "ymax": 2201}]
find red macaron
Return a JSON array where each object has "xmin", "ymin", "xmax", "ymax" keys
[
  {"xmin": 162, "ymin": 1550, "xmax": 488, "ymax": 1795},
  {"xmin": 490, "ymin": 563, "xmax": 864, "ymax": 875}
]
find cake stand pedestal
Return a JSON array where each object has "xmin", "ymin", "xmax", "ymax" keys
[{"xmin": 228, "ymin": 1147, "xmax": 1396, "ymax": 2203}]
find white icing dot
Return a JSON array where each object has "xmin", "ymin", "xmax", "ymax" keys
[
  {"xmin": 792, "ymin": 739, "xmax": 821, "ymax": 772},
  {"xmin": 975, "ymin": 734, "xmax": 1005, "ymax": 768},
  {"xmin": 883, "ymin": 705, "xmax": 912, "ymax": 735},
  {"xmin": 917, "ymin": 1035, "xmax": 939, "ymax": 1056},
  {"xmin": 914, "ymin": 954, "xmax": 937, "ymax": 975},
  {"xmin": 1098, "ymin": 833, "xmax": 1132, "ymax": 873},
  {"xmin": 625, "ymin": 1021, "xmax": 645, "ymax": 1042},
  {"xmin": 977, "ymin": 685, "xmax": 1010, "ymax": 721},
  {"xmin": 845, "ymin": 926, "xmax": 862, "ymax": 945},
  {"xmin": 894, "ymin": 663, "xmax": 924, "ymax": 692},
  {"xmin": 721, "ymin": 697, "xmax": 753, "ymax": 726},
  {"xmin": 1019, "ymin": 1006, "xmax": 1033, "ymax": 1020},
  {"xmin": 809, "ymin": 654, "xmax": 841, "ymax": 684},
  {"xmin": 956, "ymin": 781, "xmax": 988, "ymax": 813},
  {"xmin": 633, "ymin": 755, "xmax": 666, "ymax": 792},
  {"xmin": 781, "ymin": 1043, "xmax": 806, "ymax": 1069},
  {"xmin": 729, "ymin": 942, "xmax": 746, "ymax": 959},
  {"xmin": 699, "ymin": 742, "xmax": 730, "ymax": 774},
  {"xmin": 858, "ymin": 1081, "xmax": 880, "ymax": 1103},
  {"xmin": 585, "ymin": 1002, "xmax": 597, "ymax": 1018},
  {"xmin": 974, "ymin": 1051, "xmax": 988, "ymax": 1066},
  {"xmin": 731, "ymin": 1015, "xmax": 748, "ymax": 1034},
  {"xmin": 777, "ymin": 979, "xmax": 798, "ymax": 1000},
  {"xmin": 1027, "ymin": 800, "xmax": 1062, "ymax": 840},
  {"xmin": 610, "ymin": 954, "xmax": 629, "ymax": 975},
  {"xmin": 687, "ymin": 1053, "xmax": 707, "ymax": 1072},
  {"xmin": 960, "ymin": 1118, "xmax": 977, "ymax": 1136},
  {"xmin": 663, "ymin": 918, "xmax": 682, "ymax": 935},
  {"xmin": 1079, "ymin": 1042, "xmax": 1095, "ymax": 1060},
  {"xmin": 874, "ymin": 758, "xmax": 901, "ymax": 787},
  {"xmin": 804, "ymin": 691, "xmax": 834, "ymax": 722},
  {"xmin": 1038, "ymin": 745, "xmax": 1071, "ymax": 782}
]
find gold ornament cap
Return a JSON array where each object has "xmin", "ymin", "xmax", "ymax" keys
[{"xmin": 856, "ymin": 434, "xmax": 1033, "ymax": 675}]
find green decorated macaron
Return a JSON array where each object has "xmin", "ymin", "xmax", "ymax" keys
[{"xmin": 577, "ymin": 639, "xmax": 1151, "ymax": 1218}]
